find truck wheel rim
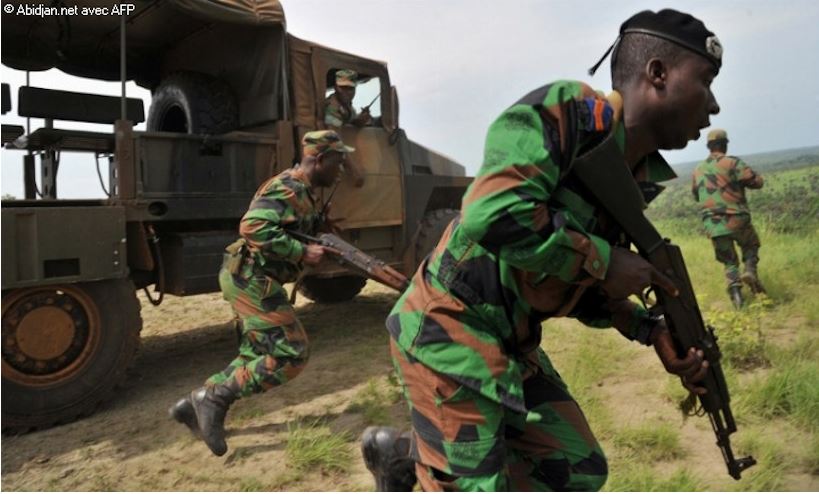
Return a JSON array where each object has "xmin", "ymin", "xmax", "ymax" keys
[{"xmin": 2, "ymin": 286, "xmax": 102, "ymax": 387}]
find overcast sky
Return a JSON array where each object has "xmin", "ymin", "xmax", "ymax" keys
[{"xmin": 2, "ymin": 0, "xmax": 818, "ymax": 199}]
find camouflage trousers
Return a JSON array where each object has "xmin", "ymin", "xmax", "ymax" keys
[
  {"xmin": 711, "ymin": 223, "xmax": 761, "ymax": 288},
  {"xmin": 390, "ymin": 340, "xmax": 607, "ymax": 491},
  {"xmin": 206, "ymin": 267, "xmax": 309, "ymax": 397}
]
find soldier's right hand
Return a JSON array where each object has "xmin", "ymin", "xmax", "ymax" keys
[
  {"xmin": 599, "ymin": 247, "xmax": 678, "ymax": 299},
  {"xmin": 302, "ymin": 244, "xmax": 326, "ymax": 265}
]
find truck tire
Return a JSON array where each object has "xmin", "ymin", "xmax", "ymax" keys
[
  {"xmin": 415, "ymin": 209, "xmax": 459, "ymax": 267},
  {"xmin": 298, "ymin": 275, "xmax": 367, "ymax": 304},
  {"xmin": 147, "ymin": 71, "xmax": 239, "ymax": 134},
  {"xmin": 1, "ymin": 279, "xmax": 142, "ymax": 433}
]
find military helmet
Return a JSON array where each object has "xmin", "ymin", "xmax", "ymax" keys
[
  {"xmin": 707, "ymin": 128, "xmax": 728, "ymax": 142},
  {"xmin": 335, "ymin": 69, "xmax": 358, "ymax": 88},
  {"xmin": 302, "ymin": 130, "xmax": 355, "ymax": 156}
]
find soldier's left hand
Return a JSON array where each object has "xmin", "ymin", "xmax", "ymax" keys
[
  {"xmin": 651, "ymin": 325, "xmax": 709, "ymax": 395},
  {"xmin": 357, "ymin": 108, "xmax": 373, "ymax": 125},
  {"xmin": 302, "ymin": 244, "xmax": 326, "ymax": 265}
]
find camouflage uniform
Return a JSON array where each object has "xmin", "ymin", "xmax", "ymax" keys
[
  {"xmin": 207, "ymin": 167, "xmax": 319, "ymax": 395},
  {"xmin": 691, "ymin": 130, "xmax": 764, "ymax": 288},
  {"xmin": 324, "ymin": 69, "xmax": 361, "ymax": 128},
  {"xmin": 170, "ymin": 130, "xmax": 354, "ymax": 457},
  {"xmin": 207, "ymin": 130, "xmax": 355, "ymax": 397},
  {"xmin": 386, "ymin": 81, "xmax": 676, "ymax": 490}
]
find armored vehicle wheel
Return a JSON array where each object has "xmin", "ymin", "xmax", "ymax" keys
[
  {"xmin": 1, "ymin": 280, "xmax": 141, "ymax": 433},
  {"xmin": 147, "ymin": 71, "xmax": 239, "ymax": 134},
  {"xmin": 298, "ymin": 275, "xmax": 367, "ymax": 303},
  {"xmin": 415, "ymin": 209, "xmax": 459, "ymax": 266}
]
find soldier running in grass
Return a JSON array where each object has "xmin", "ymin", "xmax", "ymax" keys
[
  {"xmin": 169, "ymin": 130, "xmax": 354, "ymax": 456},
  {"xmin": 361, "ymin": 9, "xmax": 722, "ymax": 491},
  {"xmin": 692, "ymin": 129, "xmax": 765, "ymax": 308}
]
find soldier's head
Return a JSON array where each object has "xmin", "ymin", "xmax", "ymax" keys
[
  {"xmin": 301, "ymin": 130, "xmax": 355, "ymax": 187},
  {"xmin": 334, "ymin": 69, "xmax": 358, "ymax": 105},
  {"xmin": 706, "ymin": 128, "xmax": 729, "ymax": 152},
  {"xmin": 599, "ymin": 9, "xmax": 722, "ymax": 151}
]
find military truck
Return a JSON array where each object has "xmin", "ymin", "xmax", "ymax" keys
[{"xmin": 1, "ymin": 0, "xmax": 471, "ymax": 432}]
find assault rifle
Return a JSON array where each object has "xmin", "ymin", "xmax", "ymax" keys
[
  {"xmin": 289, "ymin": 231, "xmax": 409, "ymax": 292},
  {"xmin": 569, "ymin": 132, "xmax": 756, "ymax": 480}
]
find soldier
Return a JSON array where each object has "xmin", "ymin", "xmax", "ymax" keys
[
  {"xmin": 169, "ymin": 130, "xmax": 354, "ymax": 456},
  {"xmin": 362, "ymin": 9, "xmax": 721, "ymax": 491},
  {"xmin": 692, "ymin": 129, "xmax": 765, "ymax": 308},
  {"xmin": 324, "ymin": 69, "xmax": 373, "ymax": 128}
]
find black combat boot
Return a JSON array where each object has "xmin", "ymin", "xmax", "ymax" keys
[
  {"xmin": 741, "ymin": 268, "xmax": 766, "ymax": 294},
  {"xmin": 361, "ymin": 426, "xmax": 417, "ymax": 491},
  {"xmin": 729, "ymin": 285, "xmax": 744, "ymax": 309},
  {"xmin": 189, "ymin": 384, "xmax": 238, "ymax": 456},
  {"xmin": 169, "ymin": 396, "xmax": 200, "ymax": 437}
]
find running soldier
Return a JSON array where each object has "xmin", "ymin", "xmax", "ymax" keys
[
  {"xmin": 363, "ymin": 9, "xmax": 721, "ymax": 491},
  {"xmin": 692, "ymin": 129, "xmax": 765, "ymax": 308},
  {"xmin": 169, "ymin": 130, "xmax": 354, "ymax": 456}
]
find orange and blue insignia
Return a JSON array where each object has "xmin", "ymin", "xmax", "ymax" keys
[{"xmin": 581, "ymin": 97, "xmax": 613, "ymax": 132}]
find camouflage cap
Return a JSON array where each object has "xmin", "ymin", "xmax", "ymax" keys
[
  {"xmin": 707, "ymin": 128, "xmax": 728, "ymax": 142},
  {"xmin": 335, "ymin": 69, "xmax": 358, "ymax": 87},
  {"xmin": 302, "ymin": 130, "xmax": 355, "ymax": 156}
]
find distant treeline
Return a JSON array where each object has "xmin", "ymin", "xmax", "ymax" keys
[
  {"xmin": 647, "ymin": 163, "xmax": 819, "ymax": 235},
  {"xmin": 669, "ymin": 145, "xmax": 819, "ymax": 183}
]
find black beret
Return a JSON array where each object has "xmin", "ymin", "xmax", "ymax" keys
[
  {"xmin": 621, "ymin": 9, "xmax": 722, "ymax": 69},
  {"xmin": 588, "ymin": 8, "xmax": 722, "ymax": 76}
]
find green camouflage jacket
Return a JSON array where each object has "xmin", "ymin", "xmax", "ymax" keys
[
  {"xmin": 324, "ymin": 92, "xmax": 358, "ymax": 128},
  {"xmin": 386, "ymin": 80, "xmax": 676, "ymax": 412},
  {"xmin": 691, "ymin": 152, "xmax": 764, "ymax": 237},
  {"xmin": 239, "ymin": 167, "xmax": 320, "ymax": 283}
]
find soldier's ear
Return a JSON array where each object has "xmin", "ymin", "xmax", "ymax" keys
[{"xmin": 646, "ymin": 58, "xmax": 667, "ymax": 89}]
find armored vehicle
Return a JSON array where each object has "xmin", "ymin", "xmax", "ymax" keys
[{"xmin": 1, "ymin": 0, "xmax": 470, "ymax": 432}]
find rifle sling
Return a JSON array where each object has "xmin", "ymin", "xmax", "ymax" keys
[{"xmin": 569, "ymin": 130, "xmax": 666, "ymax": 255}]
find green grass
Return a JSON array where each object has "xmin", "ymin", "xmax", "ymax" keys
[
  {"xmin": 346, "ymin": 378, "xmax": 394, "ymax": 426},
  {"xmin": 612, "ymin": 422, "xmax": 684, "ymax": 462},
  {"xmin": 239, "ymin": 477, "xmax": 266, "ymax": 491},
  {"xmin": 703, "ymin": 299, "xmax": 771, "ymax": 369},
  {"xmin": 605, "ymin": 465, "xmax": 703, "ymax": 491},
  {"xmin": 736, "ymin": 354, "xmax": 819, "ymax": 432},
  {"xmin": 733, "ymin": 437, "xmax": 788, "ymax": 491},
  {"xmin": 285, "ymin": 420, "xmax": 353, "ymax": 473}
]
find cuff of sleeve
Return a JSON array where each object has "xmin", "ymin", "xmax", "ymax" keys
[
  {"xmin": 625, "ymin": 306, "xmax": 658, "ymax": 346},
  {"xmin": 581, "ymin": 234, "xmax": 611, "ymax": 281},
  {"xmin": 287, "ymin": 239, "xmax": 306, "ymax": 263}
]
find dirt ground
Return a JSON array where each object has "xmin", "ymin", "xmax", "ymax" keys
[
  {"xmin": 2, "ymin": 283, "xmax": 406, "ymax": 491},
  {"xmin": 2, "ymin": 282, "xmax": 817, "ymax": 491}
]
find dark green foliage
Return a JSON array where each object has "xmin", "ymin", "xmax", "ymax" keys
[{"xmin": 648, "ymin": 164, "xmax": 819, "ymax": 235}]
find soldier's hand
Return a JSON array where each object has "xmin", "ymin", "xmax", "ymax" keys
[
  {"xmin": 357, "ymin": 108, "xmax": 373, "ymax": 125},
  {"xmin": 302, "ymin": 244, "xmax": 326, "ymax": 265},
  {"xmin": 651, "ymin": 326, "xmax": 709, "ymax": 395},
  {"xmin": 599, "ymin": 247, "xmax": 679, "ymax": 300}
]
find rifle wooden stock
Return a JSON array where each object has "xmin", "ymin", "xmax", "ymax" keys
[
  {"xmin": 569, "ymin": 131, "xmax": 755, "ymax": 480},
  {"xmin": 289, "ymin": 231, "xmax": 409, "ymax": 292}
]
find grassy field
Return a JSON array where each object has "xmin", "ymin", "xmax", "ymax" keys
[{"xmin": 541, "ymin": 162, "xmax": 819, "ymax": 490}]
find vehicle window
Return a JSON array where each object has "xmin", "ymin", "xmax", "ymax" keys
[
  {"xmin": 324, "ymin": 71, "xmax": 382, "ymax": 124},
  {"xmin": 352, "ymin": 77, "xmax": 381, "ymax": 119}
]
